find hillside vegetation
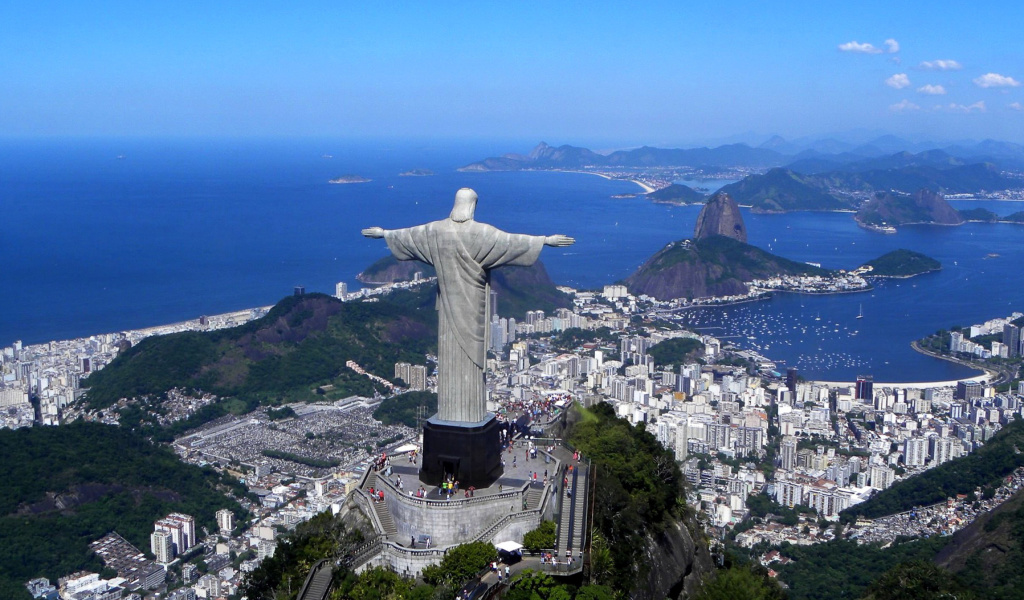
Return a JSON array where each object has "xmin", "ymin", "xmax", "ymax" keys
[
  {"xmin": 568, "ymin": 403, "xmax": 704, "ymax": 593},
  {"xmin": 861, "ymin": 249, "xmax": 941, "ymax": 277},
  {"xmin": 718, "ymin": 168, "xmax": 851, "ymax": 213},
  {"xmin": 0, "ymin": 423, "xmax": 244, "ymax": 600},
  {"xmin": 83, "ymin": 293, "xmax": 436, "ymax": 412}
]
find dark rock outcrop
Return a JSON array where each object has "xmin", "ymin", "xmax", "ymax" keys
[
  {"xmin": 624, "ymin": 236, "xmax": 826, "ymax": 300},
  {"xmin": 357, "ymin": 256, "xmax": 571, "ymax": 320},
  {"xmin": 357, "ymin": 255, "xmax": 435, "ymax": 285},
  {"xmin": 856, "ymin": 188, "xmax": 965, "ymax": 226},
  {"xmin": 636, "ymin": 521, "xmax": 714, "ymax": 600},
  {"xmin": 693, "ymin": 191, "xmax": 747, "ymax": 242},
  {"xmin": 646, "ymin": 183, "xmax": 706, "ymax": 205}
]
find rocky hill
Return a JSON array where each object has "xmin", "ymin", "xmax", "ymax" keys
[
  {"xmin": 82, "ymin": 293, "xmax": 437, "ymax": 409},
  {"xmin": 624, "ymin": 235, "xmax": 826, "ymax": 300},
  {"xmin": 0, "ymin": 423, "xmax": 245, "ymax": 600},
  {"xmin": 355, "ymin": 257, "xmax": 571, "ymax": 319},
  {"xmin": 717, "ymin": 168, "xmax": 851, "ymax": 213},
  {"xmin": 856, "ymin": 188, "xmax": 964, "ymax": 227},
  {"xmin": 645, "ymin": 183, "xmax": 706, "ymax": 205},
  {"xmin": 357, "ymin": 255, "xmax": 436, "ymax": 284},
  {"xmin": 861, "ymin": 249, "xmax": 941, "ymax": 277},
  {"xmin": 934, "ymin": 486, "xmax": 1024, "ymax": 595},
  {"xmin": 693, "ymin": 191, "xmax": 747, "ymax": 242}
]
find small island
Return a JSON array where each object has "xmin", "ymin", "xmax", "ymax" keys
[
  {"xmin": 328, "ymin": 175, "xmax": 371, "ymax": 184},
  {"xmin": 398, "ymin": 168, "xmax": 434, "ymax": 177},
  {"xmin": 858, "ymin": 249, "xmax": 941, "ymax": 278},
  {"xmin": 645, "ymin": 183, "xmax": 707, "ymax": 205},
  {"xmin": 855, "ymin": 189, "xmax": 963, "ymax": 227}
]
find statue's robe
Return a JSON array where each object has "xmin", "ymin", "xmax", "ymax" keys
[{"xmin": 384, "ymin": 219, "xmax": 545, "ymax": 422}]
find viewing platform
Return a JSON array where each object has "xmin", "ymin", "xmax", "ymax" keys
[{"xmin": 339, "ymin": 435, "xmax": 592, "ymax": 579}]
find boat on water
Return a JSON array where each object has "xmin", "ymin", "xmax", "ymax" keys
[{"xmin": 857, "ymin": 304, "xmax": 864, "ymax": 319}]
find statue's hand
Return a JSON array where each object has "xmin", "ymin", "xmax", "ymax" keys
[
  {"xmin": 545, "ymin": 234, "xmax": 575, "ymax": 247},
  {"xmin": 362, "ymin": 227, "xmax": 386, "ymax": 239}
]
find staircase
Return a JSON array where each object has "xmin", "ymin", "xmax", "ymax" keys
[
  {"xmin": 553, "ymin": 460, "xmax": 590, "ymax": 560},
  {"xmin": 297, "ymin": 559, "xmax": 333, "ymax": 600},
  {"xmin": 362, "ymin": 471, "xmax": 398, "ymax": 537},
  {"xmin": 524, "ymin": 486, "xmax": 544, "ymax": 510},
  {"xmin": 372, "ymin": 499, "xmax": 398, "ymax": 537}
]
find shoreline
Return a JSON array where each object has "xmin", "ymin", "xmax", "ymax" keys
[{"xmin": 562, "ymin": 169, "xmax": 655, "ymax": 193}]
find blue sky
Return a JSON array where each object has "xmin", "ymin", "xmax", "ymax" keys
[{"xmin": 1, "ymin": 1, "xmax": 1021, "ymax": 146}]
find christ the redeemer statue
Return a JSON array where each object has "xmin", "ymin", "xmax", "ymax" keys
[{"xmin": 363, "ymin": 188, "xmax": 574, "ymax": 425}]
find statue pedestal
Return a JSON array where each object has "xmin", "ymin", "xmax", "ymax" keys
[{"xmin": 420, "ymin": 414, "xmax": 503, "ymax": 488}]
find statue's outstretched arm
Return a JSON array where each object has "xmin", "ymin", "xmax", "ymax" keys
[
  {"xmin": 545, "ymin": 234, "xmax": 575, "ymax": 247},
  {"xmin": 362, "ymin": 227, "xmax": 386, "ymax": 239}
]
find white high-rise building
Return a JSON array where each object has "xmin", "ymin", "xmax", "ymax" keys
[
  {"xmin": 151, "ymin": 530, "xmax": 174, "ymax": 563},
  {"xmin": 216, "ymin": 509, "xmax": 235, "ymax": 533},
  {"xmin": 335, "ymin": 281, "xmax": 348, "ymax": 298},
  {"xmin": 780, "ymin": 436, "xmax": 798, "ymax": 471},
  {"xmin": 904, "ymin": 438, "xmax": 928, "ymax": 467},
  {"xmin": 869, "ymin": 465, "xmax": 895, "ymax": 490},
  {"xmin": 155, "ymin": 513, "xmax": 196, "ymax": 555}
]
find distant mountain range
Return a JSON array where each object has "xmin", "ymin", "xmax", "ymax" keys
[
  {"xmin": 461, "ymin": 138, "xmax": 1024, "ymax": 173},
  {"xmin": 462, "ymin": 141, "xmax": 1023, "ymax": 214},
  {"xmin": 459, "ymin": 141, "xmax": 788, "ymax": 171},
  {"xmin": 719, "ymin": 160, "xmax": 1015, "ymax": 213}
]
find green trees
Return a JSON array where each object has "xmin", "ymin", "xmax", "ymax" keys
[
  {"xmin": 692, "ymin": 566, "xmax": 785, "ymax": 600},
  {"xmin": 243, "ymin": 511, "xmax": 363, "ymax": 600},
  {"xmin": 372, "ymin": 391, "xmax": 438, "ymax": 428},
  {"xmin": 0, "ymin": 422, "xmax": 244, "ymax": 598},
  {"xmin": 333, "ymin": 567, "xmax": 433, "ymax": 600},
  {"xmin": 864, "ymin": 561, "xmax": 972, "ymax": 600},
  {"xmin": 419, "ymin": 542, "xmax": 496, "ymax": 596},
  {"xmin": 647, "ymin": 337, "xmax": 705, "ymax": 368},
  {"xmin": 523, "ymin": 520, "xmax": 557, "ymax": 553},
  {"xmin": 568, "ymin": 403, "xmax": 687, "ymax": 592}
]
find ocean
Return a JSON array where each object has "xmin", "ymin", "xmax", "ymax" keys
[{"xmin": 2, "ymin": 138, "xmax": 1022, "ymax": 382}]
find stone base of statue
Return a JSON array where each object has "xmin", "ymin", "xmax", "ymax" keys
[{"xmin": 419, "ymin": 413, "xmax": 503, "ymax": 488}]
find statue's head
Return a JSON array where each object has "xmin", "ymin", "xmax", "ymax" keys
[{"xmin": 450, "ymin": 188, "xmax": 477, "ymax": 223}]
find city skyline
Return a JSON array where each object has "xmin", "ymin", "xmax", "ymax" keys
[{"xmin": 1, "ymin": 1, "xmax": 1022, "ymax": 145}]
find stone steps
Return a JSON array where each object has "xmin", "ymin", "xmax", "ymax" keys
[
  {"xmin": 525, "ymin": 486, "xmax": 543, "ymax": 510},
  {"xmin": 362, "ymin": 471, "xmax": 398, "ymax": 537},
  {"xmin": 297, "ymin": 561, "xmax": 333, "ymax": 600},
  {"xmin": 372, "ymin": 499, "xmax": 398, "ymax": 537}
]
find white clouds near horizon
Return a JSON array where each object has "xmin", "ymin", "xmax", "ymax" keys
[
  {"xmin": 884, "ymin": 38, "xmax": 900, "ymax": 53},
  {"xmin": 946, "ymin": 101, "xmax": 986, "ymax": 113},
  {"xmin": 919, "ymin": 59, "xmax": 962, "ymax": 70},
  {"xmin": 886, "ymin": 74, "xmax": 911, "ymax": 89},
  {"xmin": 890, "ymin": 99, "xmax": 920, "ymax": 112},
  {"xmin": 917, "ymin": 84, "xmax": 946, "ymax": 95},
  {"xmin": 974, "ymin": 73, "xmax": 1021, "ymax": 88},
  {"xmin": 839, "ymin": 40, "xmax": 883, "ymax": 54},
  {"xmin": 1010, "ymin": 102, "xmax": 1024, "ymax": 111}
]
